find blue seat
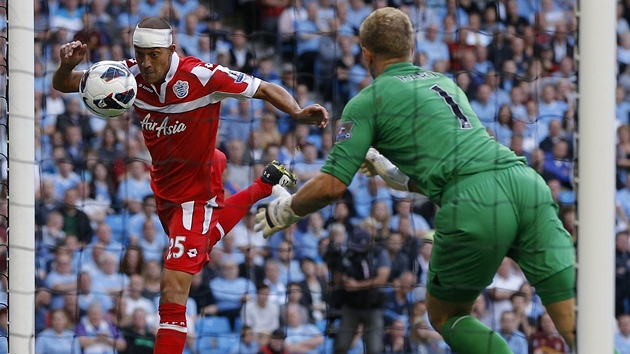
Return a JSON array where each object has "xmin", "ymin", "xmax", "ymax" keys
[
  {"xmin": 233, "ymin": 316, "xmax": 242, "ymax": 334},
  {"xmin": 217, "ymin": 334, "xmax": 240, "ymax": 352},
  {"xmin": 195, "ymin": 333, "xmax": 238, "ymax": 354},
  {"xmin": 196, "ymin": 316, "xmax": 232, "ymax": 337},
  {"xmin": 105, "ymin": 213, "xmax": 128, "ymax": 243},
  {"xmin": 315, "ymin": 319, "xmax": 327, "ymax": 333}
]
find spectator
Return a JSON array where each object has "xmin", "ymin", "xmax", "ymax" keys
[
  {"xmin": 382, "ymin": 318, "xmax": 412, "ymax": 353},
  {"xmin": 120, "ymin": 308, "xmax": 155, "ymax": 354},
  {"xmin": 616, "ymin": 314, "xmax": 630, "ymax": 354},
  {"xmin": 389, "ymin": 197, "xmax": 430, "ymax": 237},
  {"xmin": 216, "ymin": 233, "xmax": 246, "ymax": 265},
  {"xmin": 228, "ymin": 29, "xmax": 256, "ymax": 74},
  {"xmin": 91, "ymin": 251, "xmax": 130, "ymax": 297},
  {"xmin": 116, "ymin": 159, "xmax": 153, "ymax": 214},
  {"xmin": 331, "ymin": 228, "xmax": 390, "ymax": 353},
  {"xmin": 486, "ymin": 257, "xmax": 525, "ymax": 330},
  {"xmin": 241, "ymin": 283, "xmax": 280, "ymax": 339},
  {"xmin": 37, "ymin": 210, "xmax": 67, "ymax": 264},
  {"xmin": 617, "ymin": 230, "xmax": 630, "ymax": 316},
  {"xmin": 258, "ymin": 113, "xmax": 282, "ymax": 148},
  {"xmin": 210, "ymin": 258, "xmax": 256, "ymax": 328},
  {"xmin": 383, "ymin": 271, "xmax": 416, "ymax": 327},
  {"xmin": 263, "ymin": 258, "xmax": 287, "ymax": 306},
  {"xmin": 283, "ymin": 304, "xmax": 324, "ymax": 354},
  {"xmin": 276, "ymin": 241, "xmax": 305, "ymax": 284},
  {"xmin": 138, "ymin": 219, "xmax": 167, "ymax": 263},
  {"xmin": 509, "ymin": 293, "xmax": 535, "ymax": 338},
  {"xmin": 119, "ymin": 245, "xmax": 145, "ymax": 276},
  {"xmin": 280, "ymin": 282, "xmax": 312, "ymax": 325},
  {"xmin": 298, "ymin": 257, "xmax": 327, "ymax": 322},
  {"xmin": 45, "ymin": 252, "xmax": 77, "ymax": 309},
  {"xmin": 471, "ymin": 293, "xmax": 494, "ymax": 329},
  {"xmin": 177, "ymin": 13, "xmax": 201, "ymax": 57},
  {"xmin": 239, "ymin": 247, "xmax": 266, "ymax": 286},
  {"xmin": 188, "ymin": 271, "xmax": 218, "ymax": 316},
  {"xmin": 493, "ymin": 104, "xmax": 514, "ymax": 148},
  {"xmin": 470, "ymin": 83, "xmax": 498, "ymax": 129},
  {"xmin": 78, "ymin": 271, "xmax": 114, "ymax": 314},
  {"xmin": 35, "ymin": 308, "xmax": 81, "ymax": 354},
  {"xmin": 231, "ymin": 325, "xmax": 260, "ymax": 354},
  {"xmin": 258, "ymin": 328, "xmax": 288, "ymax": 354},
  {"xmin": 129, "ymin": 194, "xmax": 167, "ymax": 244},
  {"xmin": 498, "ymin": 310, "xmax": 528, "ymax": 354},
  {"xmin": 88, "ymin": 162, "xmax": 115, "ymax": 210},
  {"xmin": 36, "ymin": 179, "xmax": 60, "ymax": 227},
  {"xmin": 528, "ymin": 312, "xmax": 570, "ymax": 353},
  {"xmin": 140, "ymin": 260, "xmax": 162, "ymax": 302},
  {"xmin": 123, "ymin": 274, "xmax": 155, "ymax": 316},
  {"xmin": 539, "ymin": 120, "xmax": 569, "ymax": 155},
  {"xmin": 76, "ymin": 301, "xmax": 127, "ymax": 353},
  {"xmin": 294, "ymin": 143, "xmax": 325, "ymax": 187},
  {"xmin": 296, "ymin": 212, "xmax": 328, "ymax": 261},
  {"xmin": 542, "ymin": 139, "xmax": 573, "ymax": 189},
  {"xmin": 618, "ymin": 125, "xmax": 630, "ymax": 189},
  {"xmin": 384, "ymin": 232, "xmax": 412, "ymax": 281},
  {"xmin": 408, "ymin": 316, "xmax": 445, "ymax": 354},
  {"xmin": 45, "ymin": 156, "xmax": 81, "ymax": 203}
]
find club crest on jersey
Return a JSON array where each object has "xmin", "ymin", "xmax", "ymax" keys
[
  {"xmin": 336, "ymin": 121, "xmax": 354, "ymax": 142},
  {"xmin": 173, "ymin": 80, "xmax": 189, "ymax": 98},
  {"xmin": 228, "ymin": 70, "xmax": 245, "ymax": 83}
]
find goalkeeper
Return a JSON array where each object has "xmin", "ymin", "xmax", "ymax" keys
[{"xmin": 255, "ymin": 7, "xmax": 575, "ymax": 354}]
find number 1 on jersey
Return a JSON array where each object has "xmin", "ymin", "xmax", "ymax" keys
[{"xmin": 430, "ymin": 84, "xmax": 473, "ymax": 130}]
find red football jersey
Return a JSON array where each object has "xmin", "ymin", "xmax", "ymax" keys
[{"xmin": 124, "ymin": 54, "xmax": 261, "ymax": 204}]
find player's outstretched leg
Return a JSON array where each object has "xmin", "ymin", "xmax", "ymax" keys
[{"xmin": 213, "ymin": 160, "xmax": 296, "ymax": 239}]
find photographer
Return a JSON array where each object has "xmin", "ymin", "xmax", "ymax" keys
[{"xmin": 330, "ymin": 228, "xmax": 391, "ymax": 354}]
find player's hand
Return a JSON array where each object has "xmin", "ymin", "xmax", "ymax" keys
[
  {"xmin": 59, "ymin": 41, "xmax": 87, "ymax": 68},
  {"xmin": 361, "ymin": 147, "xmax": 410, "ymax": 191},
  {"xmin": 296, "ymin": 104, "xmax": 329, "ymax": 128},
  {"xmin": 254, "ymin": 186, "xmax": 303, "ymax": 238}
]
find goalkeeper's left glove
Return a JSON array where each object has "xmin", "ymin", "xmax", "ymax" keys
[
  {"xmin": 254, "ymin": 185, "xmax": 304, "ymax": 238},
  {"xmin": 360, "ymin": 147, "xmax": 410, "ymax": 191}
]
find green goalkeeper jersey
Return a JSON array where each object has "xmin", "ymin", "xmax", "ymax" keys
[{"xmin": 321, "ymin": 62, "xmax": 526, "ymax": 205}]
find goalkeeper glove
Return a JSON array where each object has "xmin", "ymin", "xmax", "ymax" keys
[
  {"xmin": 254, "ymin": 185, "xmax": 303, "ymax": 238},
  {"xmin": 360, "ymin": 147, "xmax": 410, "ymax": 191}
]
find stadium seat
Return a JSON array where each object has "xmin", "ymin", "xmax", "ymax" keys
[
  {"xmin": 195, "ymin": 316, "xmax": 232, "ymax": 337},
  {"xmin": 105, "ymin": 213, "xmax": 128, "ymax": 243},
  {"xmin": 315, "ymin": 319, "xmax": 327, "ymax": 333},
  {"xmin": 217, "ymin": 334, "xmax": 240, "ymax": 352},
  {"xmin": 233, "ymin": 316, "xmax": 242, "ymax": 334}
]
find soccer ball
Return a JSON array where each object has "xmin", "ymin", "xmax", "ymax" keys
[{"xmin": 79, "ymin": 61, "xmax": 137, "ymax": 118}]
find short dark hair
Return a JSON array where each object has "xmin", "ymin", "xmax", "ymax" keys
[
  {"xmin": 256, "ymin": 283, "xmax": 270, "ymax": 292},
  {"xmin": 137, "ymin": 17, "xmax": 171, "ymax": 30}
]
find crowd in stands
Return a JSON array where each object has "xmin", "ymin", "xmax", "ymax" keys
[{"xmin": 9, "ymin": 0, "xmax": 630, "ymax": 352}]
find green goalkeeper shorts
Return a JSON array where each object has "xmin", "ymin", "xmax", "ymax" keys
[{"xmin": 427, "ymin": 164, "xmax": 575, "ymax": 304}]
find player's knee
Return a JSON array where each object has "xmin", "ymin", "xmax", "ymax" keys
[
  {"xmin": 426, "ymin": 294, "xmax": 475, "ymax": 334},
  {"xmin": 160, "ymin": 269, "xmax": 193, "ymax": 305}
]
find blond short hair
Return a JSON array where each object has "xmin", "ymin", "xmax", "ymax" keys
[{"xmin": 359, "ymin": 7, "xmax": 414, "ymax": 60}]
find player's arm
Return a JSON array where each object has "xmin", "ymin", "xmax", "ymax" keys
[
  {"xmin": 52, "ymin": 40, "xmax": 87, "ymax": 93},
  {"xmin": 253, "ymin": 80, "xmax": 329, "ymax": 128},
  {"xmin": 291, "ymin": 172, "xmax": 347, "ymax": 216}
]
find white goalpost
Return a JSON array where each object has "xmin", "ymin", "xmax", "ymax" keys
[
  {"xmin": 0, "ymin": 0, "xmax": 620, "ymax": 353},
  {"xmin": 576, "ymin": 0, "xmax": 616, "ymax": 353},
  {"xmin": 7, "ymin": 0, "xmax": 35, "ymax": 352}
]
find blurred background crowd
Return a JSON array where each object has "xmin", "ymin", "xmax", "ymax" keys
[{"xmin": 6, "ymin": 0, "xmax": 630, "ymax": 352}]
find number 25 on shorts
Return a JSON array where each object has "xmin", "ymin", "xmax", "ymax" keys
[{"xmin": 167, "ymin": 236, "xmax": 186, "ymax": 260}]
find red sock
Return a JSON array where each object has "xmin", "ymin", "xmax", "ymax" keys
[
  {"xmin": 219, "ymin": 178, "xmax": 272, "ymax": 233},
  {"xmin": 154, "ymin": 303, "xmax": 187, "ymax": 354}
]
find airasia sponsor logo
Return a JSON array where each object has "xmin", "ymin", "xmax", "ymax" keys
[{"xmin": 140, "ymin": 113, "xmax": 187, "ymax": 137}]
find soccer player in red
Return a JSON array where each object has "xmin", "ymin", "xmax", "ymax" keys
[{"xmin": 53, "ymin": 17, "xmax": 328, "ymax": 354}]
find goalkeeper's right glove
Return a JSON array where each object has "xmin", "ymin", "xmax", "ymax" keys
[{"xmin": 360, "ymin": 147, "xmax": 410, "ymax": 191}]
